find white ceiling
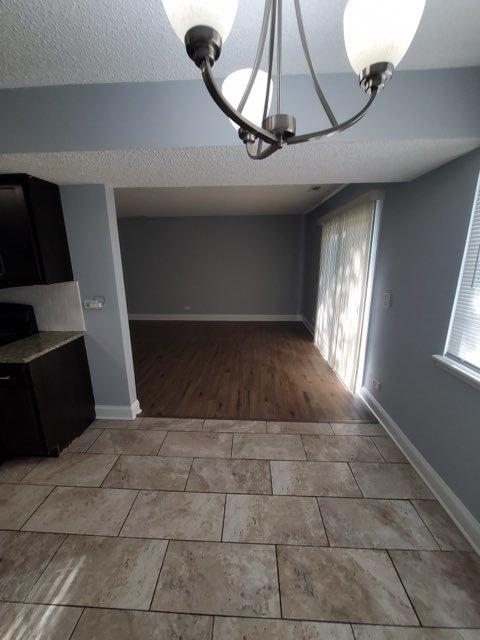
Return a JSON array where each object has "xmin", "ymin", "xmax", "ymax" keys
[
  {"xmin": 115, "ymin": 184, "xmax": 339, "ymax": 218},
  {"xmin": 0, "ymin": 139, "xmax": 477, "ymax": 188},
  {"xmin": 1, "ymin": 0, "xmax": 480, "ymax": 89}
]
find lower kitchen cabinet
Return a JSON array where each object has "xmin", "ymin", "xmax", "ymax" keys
[{"xmin": 0, "ymin": 337, "xmax": 95, "ymax": 456}]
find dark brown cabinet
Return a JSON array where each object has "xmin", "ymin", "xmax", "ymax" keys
[
  {"xmin": 0, "ymin": 337, "xmax": 95, "ymax": 456},
  {"xmin": 0, "ymin": 174, "xmax": 73, "ymax": 289}
]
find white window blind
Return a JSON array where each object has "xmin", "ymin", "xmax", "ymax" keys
[
  {"xmin": 445, "ymin": 173, "xmax": 480, "ymax": 373},
  {"xmin": 315, "ymin": 198, "xmax": 375, "ymax": 393}
]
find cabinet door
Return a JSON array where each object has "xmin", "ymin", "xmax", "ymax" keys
[
  {"xmin": 0, "ymin": 364, "xmax": 46, "ymax": 456},
  {"xmin": 0, "ymin": 183, "xmax": 42, "ymax": 288},
  {"xmin": 29, "ymin": 338, "xmax": 95, "ymax": 453}
]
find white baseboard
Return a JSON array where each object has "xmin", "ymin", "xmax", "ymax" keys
[
  {"xmin": 129, "ymin": 313, "xmax": 303, "ymax": 322},
  {"xmin": 95, "ymin": 399, "xmax": 141, "ymax": 420},
  {"xmin": 360, "ymin": 386, "xmax": 480, "ymax": 555},
  {"xmin": 302, "ymin": 315, "xmax": 315, "ymax": 336}
]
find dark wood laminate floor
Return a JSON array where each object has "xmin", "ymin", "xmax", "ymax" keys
[{"xmin": 130, "ymin": 321, "xmax": 373, "ymax": 422}]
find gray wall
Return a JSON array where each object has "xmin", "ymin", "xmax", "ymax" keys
[
  {"xmin": 1, "ymin": 68, "xmax": 478, "ymax": 154},
  {"xmin": 61, "ymin": 185, "xmax": 138, "ymax": 415},
  {"xmin": 118, "ymin": 214, "xmax": 304, "ymax": 316},
  {"xmin": 304, "ymin": 148, "xmax": 480, "ymax": 519}
]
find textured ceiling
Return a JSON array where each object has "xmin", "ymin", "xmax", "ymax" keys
[
  {"xmin": 0, "ymin": 139, "xmax": 477, "ymax": 188},
  {"xmin": 1, "ymin": 0, "xmax": 480, "ymax": 89},
  {"xmin": 115, "ymin": 184, "xmax": 339, "ymax": 218}
]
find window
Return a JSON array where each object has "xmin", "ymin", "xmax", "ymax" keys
[{"xmin": 434, "ymin": 172, "xmax": 480, "ymax": 389}]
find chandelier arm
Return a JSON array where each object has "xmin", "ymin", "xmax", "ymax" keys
[
  {"xmin": 257, "ymin": 0, "xmax": 277, "ymax": 156},
  {"xmin": 200, "ymin": 59, "xmax": 278, "ymax": 145},
  {"xmin": 276, "ymin": 0, "xmax": 282, "ymax": 114},
  {"xmin": 294, "ymin": 0, "xmax": 338, "ymax": 127},
  {"xmin": 238, "ymin": 0, "xmax": 272, "ymax": 114},
  {"xmin": 287, "ymin": 89, "xmax": 377, "ymax": 145},
  {"xmin": 246, "ymin": 140, "xmax": 281, "ymax": 160}
]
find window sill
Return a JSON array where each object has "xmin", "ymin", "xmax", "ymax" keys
[{"xmin": 433, "ymin": 355, "xmax": 480, "ymax": 391}]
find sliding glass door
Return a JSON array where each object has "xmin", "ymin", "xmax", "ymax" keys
[{"xmin": 315, "ymin": 197, "xmax": 378, "ymax": 393}]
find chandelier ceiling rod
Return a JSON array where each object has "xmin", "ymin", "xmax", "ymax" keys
[
  {"xmin": 162, "ymin": 0, "xmax": 426, "ymax": 160},
  {"xmin": 294, "ymin": 0, "xmax": 337, "ymax": 127},
  {"xmin": 254, "ymin": 0, "xmax": 278, "ymax": 159},
  {"xmin": 276, "ymin": 0, "xmax": 282, "ymax": 115},
  {"xmin": 237, "ymin": 0, "xmax": 272, "ymax": 115}
]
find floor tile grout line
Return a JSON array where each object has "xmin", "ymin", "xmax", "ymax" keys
[
  {"xmin": 22, "ymin": 531, "xmax": 70, "ymax": 604},
  {"xmin": 155, "ymin": 431, "xmax": 168, "ymax": 456},
  {"xmin": 66, "ymin": 605, "xmax": 86, "ymax": 640},
  {"xmin": 16, "ymin": 485, "xmax": 56, "ymax": 531},
  {"xmin": 4, "ymin": 526, "xmax": 470, "ymax": 552},
  {"xmin": 268, "ymin": 460, "xmax": 274, "ymax": 495},
  {"xmin": 82, "ymin": 428, "xmax": 105, "ymax": 453},
  {"xmin": 211, "ymin": 615, "xmax": 216, "ymax": 640},
  {"xmin": 2, "ymin": 482, "xmax": 437, "ymax": 502},
  {"xmin": 386, "ymin": 548, "xmax": 422, "ymax": 628},
  {"xmin": 14, "ymin": 459, "xmax": 43, "ymax": 484},
  {"xmin": 19, "ymin": 455, "xmax": 120, "ymax": 487},
  {"xmin": 0, "ymin": 594, "xmax": 436, "ymax": 624},
  {"xmin": 99, "ymin": 454, "xmax": 122, "ymax": 488},
  {"xmin": 347, "ymin": 462, "xmax": 366, "ymax": 498},
  {"xmin": 148, "ymin": 539, "xmax": 170, "ymax": 612},
  {"xmin": 409, "ymin": 499, "xmax": 443, "ymax": 551},
  {"xmin": 274, "ymin": 544, "xmax": 284, "ymax": 619},
  {"xmin": 315, "ymin": 498, "xmax": 331, "ymax": 547},
  {"xmin": 138, "ymin": 419, "xmax": 376, "ymax": 424},
  {"xmin": 183, "ymin": 457, "xmax": 196, "ymax": 492},
  {"xmin": 370, "ymin": 436, "xmax": 388, "ymax": 463},
  {"xmin": 7, "ymin": 597, "xmax": 471, "ymax": 629},
  {"xmin": 95, "ymin": 425, "xmax": 383, "ymax": 437},
  {"xmin": 220, "ymin": 493, "xmax": 228, "ymax": 542},
  {"xmin": 299, "ymin": 433, "xmax": 309, "ymax": 462},
  {"xmin": 56, "ymin": 447, "xmax": 409, "ymax": 461},
  {"xmin": 117, "ymin": 489, "xmax": 141, "ymax": 537}
]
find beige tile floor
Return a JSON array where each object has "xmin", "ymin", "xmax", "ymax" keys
[{"xmin": 0, "ymin": 416, "xmax": 479, "ymax": 639}]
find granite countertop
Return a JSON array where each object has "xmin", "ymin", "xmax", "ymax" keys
[{"xmin": 0, "ymin": 331, "xmax": 84, "ymax": 364}]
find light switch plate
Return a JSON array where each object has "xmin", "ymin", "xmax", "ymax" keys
[
  {"xmin": 83, "ymin": 297, "xmax": 105, "ymax": 310},
  {"xmin": 383, "ymin": 292, "xmax": 392, "ymax": 308}
]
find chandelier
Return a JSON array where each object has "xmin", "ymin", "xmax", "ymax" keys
[{"xmin": 162, "ymin": 0, "xmax": 425, "ymax": 160}]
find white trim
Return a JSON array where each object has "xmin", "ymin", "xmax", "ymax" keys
[
  {"xmin": 106, "ymin": 187, "xmax": 139, "ymax": 407},
  {"xmin": 316, "ymin": 190, "xmax": 386, "ymax": 226},
  {"xmin": 128, "ymin": 314, "xmax": 303, "ymax": 322},
  {"xmin": 355, "ymin": 197, "xmax": 383, "ymax": 394},
  {"xmin": 302, "ymin": 315, "xmax": 315, "ymax": 336},
  {"xmin": 95, "ymin": 399, "xmax": 141, "ymax": 420},
  {"xmin": 360, "ymin": 386, "xmax": 480, "ymax": 555},
  {"xmin": 433, "ymin": 354, "xmax": 480, "ymax": 391},
  {"xmin": 302, "ymin": 184, "xmax": 347, "ymax": 217}
]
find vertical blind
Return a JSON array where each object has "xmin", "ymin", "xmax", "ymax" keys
[
  {"xmin": 315, "ymin": 199, "xmax": 375, "ymax": 393},
  {"xmin": 446, "ymin": 174, "xmax": 480, "ymax": 372}
]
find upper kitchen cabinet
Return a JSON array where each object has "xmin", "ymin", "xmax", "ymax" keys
[{"xmin": 0, "ymin": 174, "xmax": 73, "ymax": 289}]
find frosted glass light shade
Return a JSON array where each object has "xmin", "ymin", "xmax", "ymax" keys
[
  {"xmin": 344, "ymin": 0, "xmax": 425, "ymax": 74},
  {"xmin": 162, "ymin": 0, "xmax": 238, "ymax": 43},
  {"xmin": 222, "ymin": 68, "xmax": 273, "ymax": 131}
]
